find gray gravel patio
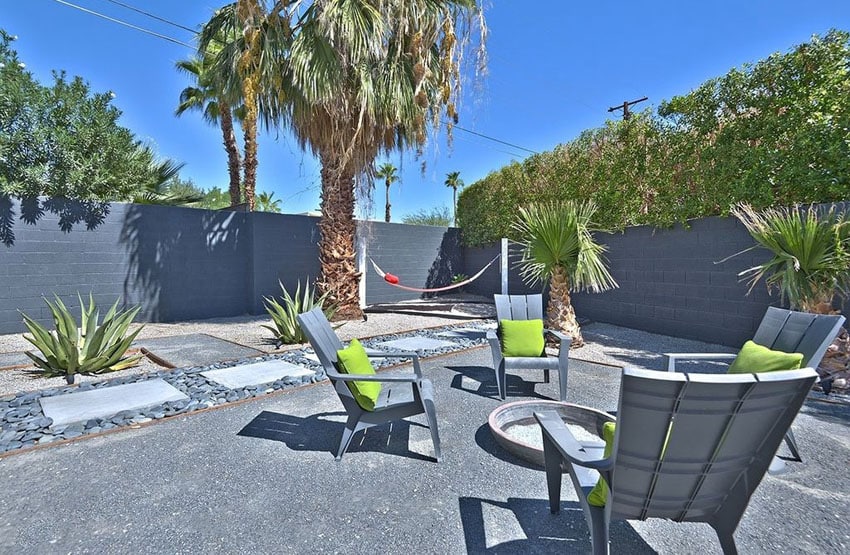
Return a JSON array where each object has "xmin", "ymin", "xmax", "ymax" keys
[{"xmin": 0, "ymin": 336, "xmax": 847, "ymax": 554}]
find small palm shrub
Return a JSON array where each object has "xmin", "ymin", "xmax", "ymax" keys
[
  {"xmin": 262, "ymin": 280, "xmax": 338, "ymax": 345},
  {"xmin": 730, "ymin": 203, "xmax": 850, "ymax": 313},
  {"xmin": 21, "ymin": 294, "xmax": 144, "ymax": 381}
]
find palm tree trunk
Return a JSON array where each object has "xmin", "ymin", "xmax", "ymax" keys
[
  {"xmin": 241, "ymin": 85, "xmax": 258, "ymax": 212},
  {"xmin": 218, "ymin": 100, "xmax": 242, "ymax": 207},
  {"xmin": 452, "ymin": 187, "xmax": 457, "ymax": 225},
  {"xmin": 547, "ymin": 266, "xmax": 584, "ymax": 347},
  {"xmin": 385, "ymin": 181, "xmax": 391, "ymax": 222},
  {"xmin": 318, "ymin": 153, "xmax": 363, "ymax": 320}
]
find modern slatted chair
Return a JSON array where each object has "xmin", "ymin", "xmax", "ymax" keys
[
  {"xmin": 535, "ymin": 367, "xmax": 818, "ymax": 555},
  {"xmin": 665, "ymin": 306, "xmax": 844, "ymax": 461},
  {"xmin": 296, "ymin": 308, "xmax": 441, "ymax": 461},
  {"xmin": 487, "ymin": 294, "xmax": 570, "ymax": 401}
]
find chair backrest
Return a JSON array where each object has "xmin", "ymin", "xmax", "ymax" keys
[
  {"xmin": 608, "ymin": 367, "xmax": 817, "ymax": 524},
  {"xmin": 296, "ymin": 308, "xmax": 345, "ymax": 374},
  {"xmin": 494, "ymin": 294, "xmax": 545, "ymax": 321},
  {"xmin": 752, "ymin": 307, "xmax": 845, "ymax": 368}
]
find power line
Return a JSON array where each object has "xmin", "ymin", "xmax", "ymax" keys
[
  {"xmin": 51, "ymin": 0, "xmax": 540, "ymax": 156},
  {"xmin": 52, "ymin": 0, "xmax": 195, "ymax": 48},
  {"xmin": 100, "ymin": 0, "xmax": 198, "ymax": 35}
]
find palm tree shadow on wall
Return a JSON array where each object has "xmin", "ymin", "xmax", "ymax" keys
[
  {"xmin": 119, "ymin": 204, "xmax": 248, "ymax": 322},
  {"xmin": 423, "ymin": 228, "xmax": 463, "ymax": 299},
  {"xmin": 0, "ymin": 194, "xmax": 109, "ymax": 247}
]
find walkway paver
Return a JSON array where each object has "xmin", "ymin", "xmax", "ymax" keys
[
  {"xmin": 201, "ymin": 360, "xmax": 313, "ymax": 390},
  {"xmin": 376, "ymin": 336, "xmax": 459, "ymax": 351},
  {"xmin": 39, "ymin": 379, "xmax": 188, "ymax": 427}
]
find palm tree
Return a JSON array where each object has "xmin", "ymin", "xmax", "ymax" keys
[
  {"xmin": 729, "ymin": 203, "xmax": 850, "ymax": 313},
  {"xmin": 200, "ymin": 1, "xmax": 487, "ymax": 318},
  {"xmin": 513, "ymin": 201, "xmax": 618, "ymax": 347},
  {"xmin": 445, "ymin": 171, "xmax": 464, "ymax": 225},
  {"xmin": 175, "ymin": 56, "xmax": 243, "ymax": 208},
  {"xmin": 255, "ymin": 190, "xmax": 282, "ymax": 213},
  {"xmin": 375, "ymin": 162, "xmax": 399, "ymax": 222}
]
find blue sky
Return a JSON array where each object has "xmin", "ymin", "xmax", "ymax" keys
[{"xmin": 4, "ymin": 1, "xmax": 850, "ymax": 219}]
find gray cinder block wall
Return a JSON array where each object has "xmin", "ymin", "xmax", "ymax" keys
[
  {"xmin": 463, "ymin": 209, "xmax": 849, "ymax": 347},
  {"xmin": 0, "ymin": 197, "xmax": 465, "ymax": 335}
]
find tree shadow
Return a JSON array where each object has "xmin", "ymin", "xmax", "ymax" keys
[
  {"xmin": 423, "ymin": 228, "xmax": 463, "ymax": 298},
  {"xmin": 458, "ymin": 496, "xmax": 656, "ymax": 554},
  {"xmin": 0, "ymin": 194, "xmax": 109, "ymax": 247},
  {"xmin": 237, "ymin": 410, "xmax": 435, "ymax": 462}
]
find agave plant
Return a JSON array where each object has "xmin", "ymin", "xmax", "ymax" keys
[
  {"xmin": 729, "ymin": 203, "xmax": 850, "ymax": 313},
  {"xmin": 21, "ymin": 294, "xmax": 144, "ymax": 381},
  {"xmin": 513, "ymin": 201, "xmax": 618, "ymax": 347},
  {"xmin": 262, "ymin": 280, "xmax": 338, "ymax": 345}
]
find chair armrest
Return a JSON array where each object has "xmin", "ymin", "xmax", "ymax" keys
[
  {"xmin": 665, "ymin": 352, "xmax": 737, "ymax": 372},
  {"xmin": 325, "ymin": 368, "xmax": 422, "ymax": 383},
  {"xmin": 534, "ymin": 411, "xmax": 612, "ymax": 471},
  {"xmin": 544, "ymin": 328, "xmax": 570, "ymax": 355},
  {"xmin": 366, "ymin": 351, "xmax": 422, "ymax": 377}
]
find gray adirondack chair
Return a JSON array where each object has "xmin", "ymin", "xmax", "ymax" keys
[
  {"xmin": 487, "ymin": 294, "xmax": 569, "ymax": 401},
  {"xmin": 665, "ymin": 306, "xmax": 845, "ymax": 461},
  {"xmin": 296, "ymin": 308, "xmax": 441, "ymax": 461},
  {"xmin": 535, "ymin": 366, "xmax": 818, "ymax": 555}
]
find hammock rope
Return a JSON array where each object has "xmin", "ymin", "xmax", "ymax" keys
[{"xmin": 369, "ymin": 254, "xmax": 501, "ymax": 293}]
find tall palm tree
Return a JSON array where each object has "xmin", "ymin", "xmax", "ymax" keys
[
  {"xmin": 513, "ymin": 201, "xmax": 618, "ymax": 347},
  {"xmin": 375, "ymin": 162, "xmax": 399, "ymax": 222},
  {"xmin": 200, "ymin": 0, "xmax": 487, "ymax": 318},
  {"xmin": 175, "ymin": 56, "xmax": 243, "ymax": 208},
  {"xmin": 444, "ymin": 171, "xmax": 464, "ymax": 225}
]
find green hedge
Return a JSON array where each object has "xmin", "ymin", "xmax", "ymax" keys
[{"xmin": 458, "ymin": 30, "xmax": 850, "ymax": 246}]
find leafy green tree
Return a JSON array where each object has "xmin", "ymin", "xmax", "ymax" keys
[
  {"xmin": 199, "ymin": 1, "xmax": 486, "ymax": 319},
  {"xmin": 375, "ymin": 162, "xmax": 399, "ymax": 222},
  {"xmin": 176, "ymin": 55, "xmax": 243, "ymax": 207},
  {"xmin": 402, "ymin": 206, "xmax": 452, "ymax": 226},
  {"xmin": 444, "ymin": 171, "xmax": 464, "ymax": 225},
  {"xmin": 255, "ymin": 190, "xmax": 282, "ymax": 213},
  {"xmin": 197, "ymin": 186, "xmax": 231, "ymax": 210},
  {"xmin": 513, "ymin": 201, "xmax": 618, "ymax": 346},
  {"xmin": 0, "ymin": 30, "xmax": 180, "ymax": 202}
]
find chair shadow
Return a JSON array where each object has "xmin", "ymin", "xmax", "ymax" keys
[
  {"xmin": 459, "ymin": 497, "xmax": 656, "ymax": 554},
  {"xmin": 237, "ymin": 410, "xmax": 435, "ymax": 462},
  {"xmin": 473, "ymin": 422, "xmax": 541, "ymax": 471},
  {"xmin": 446, "ymin": 365, "xmax": 553, "ymax": 401}
]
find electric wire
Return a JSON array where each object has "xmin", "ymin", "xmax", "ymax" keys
[{"xmin": 100, "ymin": 0, "xmax": 199, "ymax": 35}]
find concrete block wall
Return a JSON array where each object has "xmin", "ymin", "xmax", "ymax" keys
[{"xmin": 362, "ymin": 222, "xmax": 463, "ymax": 304}]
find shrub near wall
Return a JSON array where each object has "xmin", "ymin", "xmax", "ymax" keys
[{"xmin": 458, "ymin": 30, "xmax": 850, "ymax": 246}]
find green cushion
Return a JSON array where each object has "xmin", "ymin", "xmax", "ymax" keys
[
  {"xmin": 726, "ymin": 340, "xmax": 804, "ymax": 374},
  {"xmin": 499, "ymin": 319, "xmax": 545, "ymax": 357},
  {"xmin": 587, "ymin": 422, "xmax": 616, "ymax": 507},
  {"xmin": 336, "ymin": 339, "xmax": 381, "ymax": 411}
]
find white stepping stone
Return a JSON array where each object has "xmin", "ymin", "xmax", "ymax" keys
[
  {"xmin": 436, "ymin": 328, "xmax": 486, "ymax": 340},
  {"xmin": 40, "ymin": 379, "xmax": 188, "ymax": 428},
  {"xmin": 375, "ymin": 337, "xmax": 459, "ymax": 351},
  {"xmin": 201, "ymin": 360, "xmax": 312, "ymax": 389}
]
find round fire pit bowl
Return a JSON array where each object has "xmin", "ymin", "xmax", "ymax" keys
[{"xmin": 488, "ymin": 400, "xmax": 615, "ymax": 468}]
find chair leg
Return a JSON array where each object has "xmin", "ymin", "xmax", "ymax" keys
[
  {"xmin": 712, "ymin": 524, "xmax": 739, "ymax": 555},
  {"xmin": 496, "ymin": 360, "xmax": 507, "ymax": 400},
  {"xmin": 541, "ymin": 434, "xmax": 563, "ymax": 514},
  {"xmin": 336, "ymin": 416, "xmax": 361, "ymax": 461},
  {"xmin": 422, "ymin": 397, "xmax": 442, "ymax": 462},
  {"xmin": 543, "ymin": 368, "xmax": 550, "ymax": 383},
  {"xmin": 588, "ymin": 508, "xmax": 611, "ymax": 555},
  {"xmin": 783, "ymin": 429, "xmax": 802, "ymax": 462},
  {"xmin": 558, "ymin": 346, "xmax": 569, "ymax": 402}
]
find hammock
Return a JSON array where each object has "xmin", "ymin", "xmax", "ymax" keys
[{"xmin": 369, "ymin": 254, "xmax": 501, "ymax": 293}]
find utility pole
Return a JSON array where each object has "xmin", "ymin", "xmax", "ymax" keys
[{"xmin": 608, "ymin": 96, "xmax": 648, "ymax": 120}]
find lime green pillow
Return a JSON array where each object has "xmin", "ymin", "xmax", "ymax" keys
[
  {"xmin": 587, "ymin": 422, "xmax": 616, "ymax": 507},
  {"xmin": 726, "ymin": 340, "xmax": 804, "ymax": 374},
  {"xmin": 336, "ymin": 339, "xmax": 381, "ymax": 411},
  {"xmin": 499, "ymin": 319, "xmax": 545, "ymax": 357}
]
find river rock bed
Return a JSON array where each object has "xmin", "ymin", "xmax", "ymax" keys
[{"xmin": 0, "ymin": 322, "xmax": 492, "ymax": 455}]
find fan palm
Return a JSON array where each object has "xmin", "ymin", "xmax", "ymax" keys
[
  {"xmin": 729, "ymin": 203, "xmax": 850, "ymax": 313},
  {"xmin": 175, "ymin": 56, "xmax": 244, "ymax": 208},
  {"xmin": 375, "ymin": 162, "xmax": 399, "ymax": 222},
  {"xmin": 513, "ymin": 201, "xmax": 618, "ymax": 347},
  {"xmin": 445, "ymin": 171, "xmax": 464, "ymax": 225},
  {"xmin": 256, "ymin": 190, "xmax": 282, "ymax": 212},
  {"xmin": 199, "ymin": 0, "xmax": 486, "ymax": 319}
]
